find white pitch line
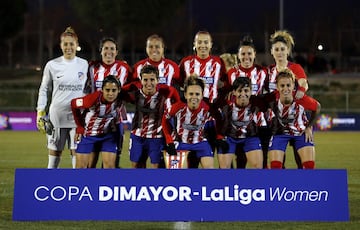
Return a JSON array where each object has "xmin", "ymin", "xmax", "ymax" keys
[{"xmin": 173, "ymin": 221, "xmax": 191, "ymax": 230}]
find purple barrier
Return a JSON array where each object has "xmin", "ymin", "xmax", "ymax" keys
[{"xmin": 0, "ymin": 112, "xmax": 36, "ymax": 131}]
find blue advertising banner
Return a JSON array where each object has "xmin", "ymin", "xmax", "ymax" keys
[
  {"xmin": 13, "ymin": 169, "xmax": 349, "ymax": 221},
  {"xmin": 316, "ymin": 113, "xmax": 360, "ymax": 131}
]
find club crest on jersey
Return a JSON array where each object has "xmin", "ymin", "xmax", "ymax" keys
[
  {"xmin": 76, "ymin": 98, "xmax": 83, "ymax": 107},
  {"xmin": 163, "ymin": 150, "xmax": 189, "ymax": 169},
  {"xmin": 111, "ymin": 70, "xmax": 118, "ymax": 76},
  {"xmin": 78, "ymin": 72, "xmax": 85, "ymax": 80}
]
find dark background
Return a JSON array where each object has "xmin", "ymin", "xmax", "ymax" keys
[{"xmin": 1, "ymin": 0, "xmax": 359, "ymax": 73}]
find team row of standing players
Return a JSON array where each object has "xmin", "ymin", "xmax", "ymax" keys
[{"xmin": 36, "ymin": 27, "xmax": 321, "ymax": 169}]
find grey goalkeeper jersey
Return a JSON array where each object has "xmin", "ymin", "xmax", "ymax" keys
[{"xmin": 37, "ymin": 56, "xmax": 88, "ymax": 128}]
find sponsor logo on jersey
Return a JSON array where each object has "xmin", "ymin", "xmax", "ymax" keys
[
  {"xmin": 158, "ymin": 77, "xmax": 167, "ymax": 84},
  {"xmin": 199, "ymin": 76, "xmax": 214, "ymax": 84}
]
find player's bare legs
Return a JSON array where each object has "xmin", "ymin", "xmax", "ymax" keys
[
  {"xmin": 246, "ymin": 150, "xmax": 263, "ymax": 169},
  {"xmin": 217, "ymin": 154, "xmax": 234, "ymax": 169},
  {"xmin": 200, "ymin": 157, "xmax": 214, "ymax": 169},
  {"xmin": 101, "ymin": 152, "xmax": 116, "ymax": 168}
]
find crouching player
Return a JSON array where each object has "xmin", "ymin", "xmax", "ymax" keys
[
  {"xmin": 162, "ymin": 76, "xmax": 214, "ymax": 169},
  {"xmin": 216, "ymin": 77, "xmax": 266, "ymax": 169},
  {"xmin": 71, "ymin": 75, "xmax": 123, "ymax": 168},
  {"xmin": 267, "ymin": 69, "xmax": 321, "ymax": 169}
]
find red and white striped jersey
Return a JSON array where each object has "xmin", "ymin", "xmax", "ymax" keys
[
  {"xmin": 128, "ymin": 84, "xmax": 181, "ymax": 139},
  {"xmin": 86, "ymin": 60, "xmax": 131, "ymax": 93},
  {"xmin": 84, "ymin": 60, "xmax": 131, "ymax": 122},
  {"xmin": 218, "ymin": 98, "xmax": 267, "ymax": 139},
  {"xmin": 266, "ymin": 62, "xmax": 307, "ymax": 93},
  {"xmin": 227, "ymin": 64, "xmax": 267, "ymax": 96},
  {"xmin": 131, "ymin": 58, "xmax": 179, "ymax": 86},
  {"xmin": 269, "ymin": 94, "xmax": 319, "ymax": 136},
  {"xmin": 179, "ymin": 55, "xmax": 227, "ymax": 103},
  {"xmin": 71, "ymin": 91, "xmax": 121, "ymax": 136},
  {"xmin": 163, "ymin": 101, "xmax": 213, "ymax": 144}
]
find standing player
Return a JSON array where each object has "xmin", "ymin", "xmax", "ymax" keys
[
  {"xmin": 131, "ymin": 34, "xmax": 179, "ymax": 86},
  {"xmin": 227, "ymin": 35, "xmax": 267, "ymax": 95},
  {"xmin": 71, "ymin": 75, "xmax": 123, "ymax": 168},
  {"xmin": 122, "ymin": 65, "xmax": 180, "ymax": 168},
  {"xmin": 266, "ymin": 30, "xmax": 308, "ymax": 97},
  {"xmin": 226, "ymin": 35, "xmax": 268, "ymax": 168},
  {"xmin": 266, "ymin": 30, "xmax": 309, "ymax": 169},
  {"xmin": 178, "ymin": 30, "xmax": 227, "ymax": 104},
  {"xmin": 267, "ymin": 69, "xmax": 320, "ymax": 169},
  {"xmin": 162, "ymin": 76, "xmax": 215, "ymax": 169},
  {"xmin": 84, "ymin": 37, "xmax": 131, "ymax": 168},
  {"xmin": 177, "ymin": 30, "xmax": 227, "ymax": 168},
  {"xmin": 36, "ymin": 26, "xmax": 88, "ymax": 168}
]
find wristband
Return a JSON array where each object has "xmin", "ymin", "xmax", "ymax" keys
[{"xmin": 297, "ymin": 86, "xmax": 306, "ymax": 93}]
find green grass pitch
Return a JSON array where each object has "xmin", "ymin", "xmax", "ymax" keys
[{"xmin": 1, "ymin": 131, "xmax": 359, "ymax": 229}]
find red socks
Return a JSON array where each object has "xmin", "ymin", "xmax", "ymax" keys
[
  {"xmin": 270, "ymin": 160, "xmax": 315, "ymax": 169},
  {"xmin": 270, "ymin": 161, "xmax": 283, "ymax": 169},
  {"xmin": 302, "ymin": 161, "xmax": 315, "ymax": 169}
]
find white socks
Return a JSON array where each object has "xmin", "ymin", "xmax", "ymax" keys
[
  {"xmin": 71, "ymin": 155, "xmax": 76, "ymax": 169},
  {"xmin": 47, "ymin": 155, "xmax": 60, "ymax": 168},
  {"xmin": 47, "ymin": 155, "xmax": 76, "ymax": 168}
]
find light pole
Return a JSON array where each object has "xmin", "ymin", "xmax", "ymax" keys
[{"xmin": 279, "ymin": 0, "xmax": 284, "ymax": 30}]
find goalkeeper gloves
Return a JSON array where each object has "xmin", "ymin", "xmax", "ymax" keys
[
  {"xmin": 41, "ymin": 116, "xmax": 54, "ymax": 135},
  {"xmin": 36, "ymin": 110, "xmax": 46, "ymax": 134}
]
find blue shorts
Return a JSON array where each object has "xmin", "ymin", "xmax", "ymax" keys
[
  {"xmin": 217, "ymin": 136, "xmax": 262, "ymax": 154},
  {"xmin": 93, "ymin": 124, "xmax": 124, "ymax": 153},
  {"xmin": 177, "ymin": 141, "xmax": 213, "ymax": 158},
  {"xmin": 129, "ymin": 134, "xmax": 164, "ymax": 164},
  {"xmin": 76, "ymin": 133, "xmax": 117, "ymax": 154},
  {"xmin": 268, "ymin": 134, "xmax": 315, "ymax": 152}
]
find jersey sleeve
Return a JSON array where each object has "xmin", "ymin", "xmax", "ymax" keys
[
  {"xmin": 169, "ymin": 86, "xmax": 181, "ymax": 104},
  {"xmin": 162, "ymin": 102, "xmax": 183, "ymax": 144},
  {"xmin": 71, "ymin": 91, "xmax": 101, "ymax": 134},
  {"xmin": 289, "ymin": 63, "xmax": 307, "ymax": 80},
  {"xmin": 296, "ymin": 94, "xmax": 320, "ymax": 111},
  {"xmin": 36, "ymin": 62, "xmax": 53, "ymax": 111}
]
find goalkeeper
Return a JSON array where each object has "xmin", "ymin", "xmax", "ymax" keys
[{"xmin": 36, "ymin": 26, "xmax": 88, "ymax": 168}]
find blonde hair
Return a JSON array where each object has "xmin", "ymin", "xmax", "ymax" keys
[
  {"xmin": 276, "ymin": 68, "xmax": 296, "ymax": 84},
  {"xmin": 220, "ymin": 53, "xmax": 238, "ymax": 71},
  {"xmin": 270, "ymin": 30, "xmax": 295, "ymax": 51},
  {"xmin": 60, "ymin": 26, "xmax": 78, "ymax": 42}
]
